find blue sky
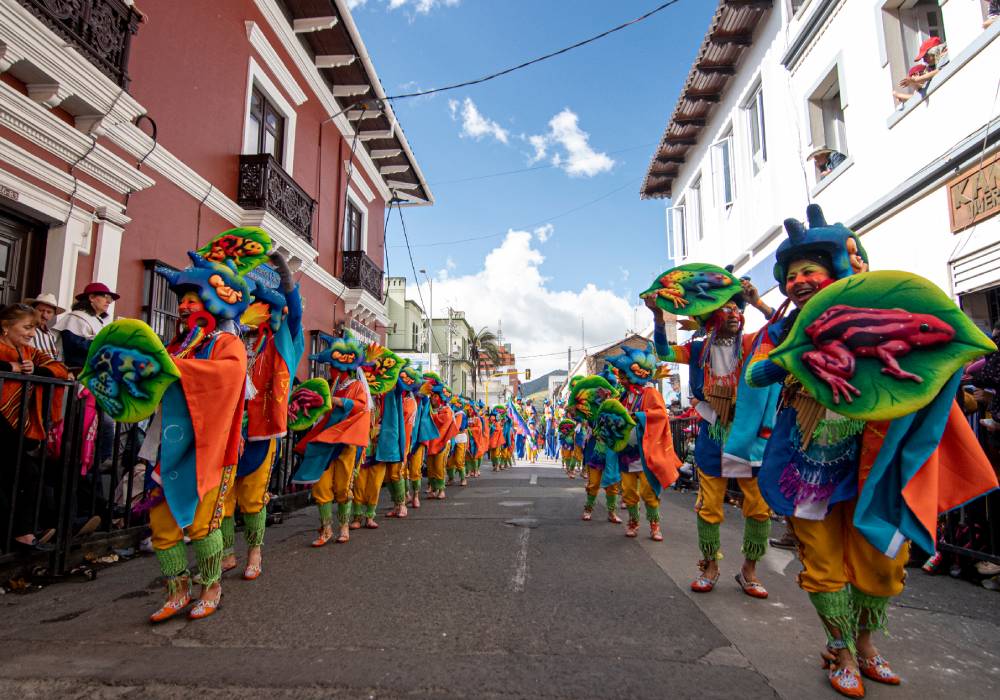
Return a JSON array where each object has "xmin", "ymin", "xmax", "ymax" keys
[{"xmin": 350, "ymin": 0, "xmax": 715, "ymax": 373}]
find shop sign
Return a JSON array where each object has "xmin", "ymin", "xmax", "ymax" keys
[
  {"xmin": 349, "ymin": 318, "xmax": 379, "ymax": 345},
  {"xmin": 949, "ymin": 151, "xmax": 1000, "ymax": 233},
  {"xmin": 0, "ymin": 184, "xmax": 19, "ymax": 202}
]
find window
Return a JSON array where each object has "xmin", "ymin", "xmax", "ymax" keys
[
  {"xmin": 745, "ymin": 85, "xmax": 767, "ymax": 174},
  {"xmin": 309, "ymin": 331, "xmax": 333, "ymax": 380},
  {"xmin": 807, "ymin": 66, "xmax": 849, "ymax": 178},
  {"xmin": 881, "ymin": 1, "xmax": 946, "ymax": 89},
  {"xmin": 789, "ymin": 0, "xmax": 810, "ymax": 19},
  {"xmin": 244, "ymin": 86, "xmax": 286, "ymax": 163},
  {"xmin": 142, "ymin": 260, "xmax": 179, "ymax": 343},
  {"xmin": 412, "ymin": 322, "xmax": 419, "ymax": 350},
  {"xmin": 667, "ymin": 202, "xmax": 688, "ymax": 261},
  {"xmin": 344, "ymin": 198, "xmax": 364, "ymax": 252},
  {"xmin": 711, "ymin": 127, "xmax": 735, "ymax": 207},
  {"xmin": 688, "ymin": 177, "xmax": 703, "ymax": 242}
]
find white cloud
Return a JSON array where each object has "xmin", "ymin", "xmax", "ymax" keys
[
  {"xmin": 349, "ymin": 0, "xmax": 460, "ymax": 14},
  {"xmin": 448, "ymin": 98, "xmax": 509, "ymax": 144},
  {"xmin": 446, "ymin": 256, "xmax": 457, "ymax": 270},
  {"xmin": 415, "ymin": 228, "xmax": 639, "ymax": 376},
  {"xmin": 527, "ymin": 108, "xmax": 614, "ymax": 177},
  {"xmin": 534, "ymin": 224, "xmax": 554, "ymax": 243}
]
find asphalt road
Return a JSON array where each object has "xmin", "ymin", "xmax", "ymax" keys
[{"xmin": 0, "ymin": 458, "xmax": 998, "ymax": 699}]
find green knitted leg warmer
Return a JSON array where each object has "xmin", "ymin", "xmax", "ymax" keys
[
  {"xmin": 809, "ymin": 588, "xmax": 857, "ymax": 653},
  {"xmin": 317, "ymin": 502, "xmax": 333, "ymax": 527},
  {"xmin": 458, "ymin": 465, "xmax": 466, "ymax": 479},
  {"xmin": 431, "ymin": 477, "xmax": 446, "ymax": 490},
  {"xmin": 584, "ymin": 493, "xmax": 597, "ymax": 511},
  {"xmin": 697, "ymin": 516, "xmax": 722, "ymax": 561},
  {"xmin": 742, "ymin": 517, "xmax": 771, "ymax": 562},
  {"xmin": 366, "ymin": 504, "xmax": 377, "ymax": 519},
  {"xmin": 337, "ymin": 501, "xmax": 353, "ymax": 525},
  {"xmin": 155, "ymin": 541, "xmax": 189, "ymax": 580},
  {"xmin": 192, "ymin": 529, "xmax": 224, "ymax": 588},
  {"xmin": 392, "ymin": 480, "xmax": 406, "ymax": 505},
  {"xmin": 410, "ymin": 479, "xmax": 421, "ymax": 496},
  {"xmin": 446, "ymin": 468, "xmax": 456, "ymax": 481},
  {"xmin": 627, "ymin": 504, "xmax": 640, "ymax": 522},
  {"xmin": 220, "ymin": 515, "xmax": 236, "ymax": 557},
  {"xmin": 605, "ymin": 493, "xmax": 618, "ymax": 512},
  {"xmin": 352, "ymin": 500, "xmax": 364, "ymax": 522},
  {"xmin": 644, "ymin": 503, "xmax": 660, "ymax": 524},
  {"xmin": 853, "ymin": 588, "xmax": 891, "ymax": 636},
  {"xmin": 243, "ymin": 509, "xmax": 267, "ymax": 548}
]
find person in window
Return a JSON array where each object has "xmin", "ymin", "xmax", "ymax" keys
[
  {"xmin": 57, "ymin": 282, "xmax": 118, "ymax": 370},
  {"xmin": 24, "ymin": 292, "xmax": 64, "ymax": 361},
  {"xmin": 900, "ymin": 37, "xmax": 949, "ymax": 92},
  {"xmin": 987, "ymin": 1, "xmax": 999, "ymax": 29},
  {"xmin": 0, "ymin": 304, "xmax": 70, "ymax": 554},
  {"xmin": 808, "ymin": 147, "xmax": 847, "ymax": 181},
  {"xmin": 893, "ymin": 64, "xmax": 927, "ymax": 106}
]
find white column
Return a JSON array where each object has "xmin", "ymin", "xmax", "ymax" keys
[
  {"xmin": 93, "ymin": 219, "xmax": 124, "ymax": 318},
  {"xmin": 41, "ymin": 213, "xmax": 92, "ymax": 311}
]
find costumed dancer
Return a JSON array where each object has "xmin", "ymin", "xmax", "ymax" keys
[
  {"xmin": 406, "ymin": 369, "xmax": 439, "ymax": 510},
  {"xmin": 422, "ymin": 372, "xmax": 458, "ymax": 499},
  {"xmin": 567, "ymin": 376, "xmax": 622, "ymax": 523},
  {"xmin": 89, "ymin": 252, "xmax": 250, "ymax": 622},
  {"xmin": 558, "ymin": 418, "xmax": 579, "ymax": 477},
  {"xmin": 544, "ymin": 399, "xmax": 558, "ymax": 459},
  {"xmin": 223, "ymin": 244, "xmax": 304, "ymax": 582},
  {"xmin": 386, "ymin": 362, "xmax": 424, "ymax": 518},
  {"xmin": 292, "ymin": 331, "xmax": 371, "ymax": 546},
  {"xmin": 514, "ymin": 398, "xmax": 527, "ymax": 461},
  {"xmin": 352, "ymin": 344, "xmax": 407, "ymax": 530},
  {"xmin": 644, "ymin": 264, "xmax": 778, "ymax": 597},
  {"xmin": 488, "ymin": 406, "xmax": 504, "ymax": 471},
  {"xmin": 745, "ymin": 205, "xmax": 999, "ymax": 696},
  {"xmin": 603, "ymin": 346, "xmax": 683, "ymax": 541},
  {"xmin": 466, "ymin": 400, "xmax": 488, "ymax": 478},
  {"xmin": 447, "ymin": 397, "xmax": 470, "ymax": 487}
]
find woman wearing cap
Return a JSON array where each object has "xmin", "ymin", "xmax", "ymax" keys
[{"xmin": 57, "ymin": 282, "xmax": 118, "ymax": 370}]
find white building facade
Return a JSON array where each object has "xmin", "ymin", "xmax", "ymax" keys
[{"xmin": 645, "ymin": 0, "xmax": 1000, "ymax": 334}]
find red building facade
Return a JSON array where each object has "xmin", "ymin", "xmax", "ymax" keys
[{"xmin": 0, "ymin": 0, "xmax": 432, "ymax": 360}]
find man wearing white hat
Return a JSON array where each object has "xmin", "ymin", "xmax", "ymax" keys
[{"xmin": 23, "ymin": 292, "xmax": 64, "ymax": 361}]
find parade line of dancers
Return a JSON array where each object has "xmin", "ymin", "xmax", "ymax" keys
[{"xmin": 70, "ymin": 208, "xmax": 998, "ymax": 698}]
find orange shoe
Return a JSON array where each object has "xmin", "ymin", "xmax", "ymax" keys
[
  {"xmin": 735, "ymin": 571, "xmax": 769, "ymax": 599},
  {"xmin": 311, "ymin": 528, "xmax": 333, "ymax": 547},
  {"xmin": 650, "ymin": 523, "xmax": 664, "ymax": 542},
  {"xmin": 149, "ymin": 591, "xmax": 191, "ymax": 623},
  {"xmin": 608, "ymin": 512, "xmax": 622, "ymax": 524},
  {"xmin": 582, "ymin": 510, "xmax": 593, "ymax": 521},
  {"xmin": 691, "ymin": 560, "xmax": 719, "ymax": 593},
  {"xmin": 625, "ymin": 519, "xmax": 640, "ymax": 538},
  {"xmin": 188, "ymin": 594, "xmax": 221, "ymax": 620},
  {"xmin": 364, "ymin": 518, "xmax": 379, "ymax": 529},
  {"xmin": 822, "ymin": 648, "xmax": 866, "ymax": 698},
  {"xmin": 858, "ymin": 655, "xmax": 900, "ymax": 685}
]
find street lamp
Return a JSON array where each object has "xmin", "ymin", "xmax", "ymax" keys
[{"xmin": 418, "ymin": 268, "xmax": 432, "ymax": 372}]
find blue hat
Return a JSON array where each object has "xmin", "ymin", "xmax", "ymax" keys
[{"xmin": 773, "ymin": 204, "xmax": 867, "ymax": 292}]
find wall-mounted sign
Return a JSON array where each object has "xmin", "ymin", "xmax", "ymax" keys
[
  {"xmin": 949, "ymin": 151, "xmax": 1000, "ymax": 233},
  {"xmin": 0, "ymin": 185, "xmax": 19, "ymax": 202},
  {"xmin": 350, "ymin": 318, "xmax": 379, "ymax": 345}
]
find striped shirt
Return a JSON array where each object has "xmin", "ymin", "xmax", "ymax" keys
[{"xmin": 30, "ymin": 326, "xmax": 61, "ymax": 361}]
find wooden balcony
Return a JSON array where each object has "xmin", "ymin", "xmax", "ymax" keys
[
  {"xmin": 237, "ymin": 154, "xmax": 315, "ymax": 244},
  {"xmin": 18, "ymin": 0, "xmax": 142, "ymax": 88},
  {"xmin": 341, "ymin": 250, "xmax": 384, "ymax": 300}
]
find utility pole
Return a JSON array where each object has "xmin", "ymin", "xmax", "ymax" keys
[
  {"xmin": 446, "ymin": 307, "xmax": 454, "ymax": 388},
  {"xmin": 568, "ymin": 346, "xmax": 572, "ymax": 375}
]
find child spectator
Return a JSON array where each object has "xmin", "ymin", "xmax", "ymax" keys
[{"xmin": 894, "ymin": 64, "xmax": 927, "ymax": 106}]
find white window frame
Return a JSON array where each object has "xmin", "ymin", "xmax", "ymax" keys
[
  {"xmin": 879, "ymin": 1, "xmax": 947, "ymax": 91},
  {"xmin": 688, "ymin": 176, "xmax": 703, "ymax": 242},
  {"xmin": 806, "ymin": 61, "xmax": 849, "ymax": 158},
  {"xmin": 344, "ymin": 188, "xmax": 368, "ymax": 254},
  {"xmin": 242, "ymin": 57, "xmax": 297, "ymax": 172},
  {"xmin": 666, "ymin": 203, "xmax": 687, "ymax": 261},
  {"xmin": 743, "ymin": 82, "xmax": 767, "ymax": 175},
  {"xmin": 711, "ymin": 127, "xmax": 736, "ymax": 208}
]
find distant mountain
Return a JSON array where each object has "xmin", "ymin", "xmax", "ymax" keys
[{"xmin": 519, "ymin": 369, "xmax": 568, "ymax": 398}]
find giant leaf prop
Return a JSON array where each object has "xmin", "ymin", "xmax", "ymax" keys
[
  {"xmin": 593, "ymin": 399, "xmax": 636, "ymax": 453},
  {"xmin": 78, "ymin": 319, "xmax": 180, "ymax": 423},
  {"xmin": 288, "ymin": 378, "xmax": 333, "ymax": 431},
  {"xmin": 567, "ymin": 375, "xmax": 617, "ymax": 425},
  {"xmin": 361, "ymin": 344, "xmax": 405, "ymax": 396},
  {"xmin": 195, "ymin": 227, "xmax": 272, "ymax": 276},
  {"xmin": 640, "ymin": 263, "xmax": 742, "ymax": 317},
  {"xmin": 770, "ymin": 270, "xmax": 996, "ymax": 421}
]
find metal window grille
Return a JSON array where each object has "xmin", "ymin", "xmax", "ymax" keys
[{"xmin": 141, "ymin": 260, "xmax": 179, "ymax": 343}]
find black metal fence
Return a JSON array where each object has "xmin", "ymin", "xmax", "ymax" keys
[{"xmin": 1, "ymin": 371, "xmax": 306, "ymax": 577}]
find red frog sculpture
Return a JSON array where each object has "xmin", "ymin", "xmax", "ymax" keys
[{"xmin": 802, "ymin": 305, "xmax": 955, "ymax": 404}]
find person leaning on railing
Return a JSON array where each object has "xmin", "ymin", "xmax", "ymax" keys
[{"xmin": 0, "ymin": 303, "xmax": 70, "ymax": 554}]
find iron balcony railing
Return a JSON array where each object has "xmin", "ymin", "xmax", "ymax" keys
[
  {"xmin": 341, "ymin": 250, "xmax": 384, "ymax": 301},
  {"xmin": 237, "ymin": 154, "xmax": 316, "ymax": 244},
  {"xmin": 18, "ymin": 0, "xmax": 142, "ymax": 89}
]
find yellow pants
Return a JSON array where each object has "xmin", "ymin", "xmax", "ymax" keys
[
  {"xmin": 150, "ymin": 465, "xmax": 236, "ymax": 551},
  {"xmin": 427, "ymin": 449, "xmax": 448, "ymax": 484},
  {"xmin": 223, "ymin": 440, "xmax": 276, "ymax": 518},
  {"xmin": 585, "ymin": 467, "xmax": 620, "ymax": 497},
  {"xmin": 449, "ymin": 442, "xmax": 467, "ymax": 469},
  {"xmin": 621, "ymin": 471, "xmax": 658, "ymax": 508},
  {"xmin": 790, "ymin": 499, "xmax": 908, "ymax": 597},
  {"xmin": 407, "ymin": 445, "xmax": 426, "ymax": 481},
  {"xmin": 354, "ymin": 462, "xmax": 388, "ymax": 508},
  {"xmin": 695, "ymin": 470, "xmax": 770, "ymax": 525},
  {"xmin": 311, "ymin": 446, "xmax": 359, "ymax": 506},
  {"xmin": 387, "ymin": 460, "xmax": 406, "ymax": 483}
]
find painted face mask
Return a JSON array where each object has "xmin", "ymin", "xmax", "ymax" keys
[
  {"xmin": 397, "ymin": 362, "xmax": 423, "ymax": 393},
  {"xmin": 605, "ymin": 342, "xmax": 659, "ymax": 387},
  {"xmin": 309, "ymin": 330, "xmax": 367, "ymax": 374},
  {"xmin": 157, "ymin": 251, "xmax": 252, "ymax": 321}
]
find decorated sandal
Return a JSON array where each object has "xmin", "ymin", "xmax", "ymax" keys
[
  {"xmin": 242, "ymin": 563, "xmax": 262, "ymax": 581},
  {"xmin": 311, "ymin": 529, "xmax": 334, "ymax": 548},
  {"xmin": 336, "ymin": 531, "xmax": 350, "ymax": 544},
  {"xmin": 607, "ymin": 512, "xmax": 622, "ymax": 524},
  {"xmin": 365, "ymin": 519, "xmax": 379, "ymax": 530},
  {"xmin": 735, "ymin": 571, "xmax": 769, "ymax": 599},
  {"xmin": 349, "ymin": 519, "xmax": 362, "ymax": 530},
  {"xmin": 582, "ymin": 510, "xmax": 593, "ymax": 522},
  {"xmin": 149, "ymin": 592, "xmax": 192, "ymax": 623},
  {"xmin": 822, "ymin": 647, "xmax": 866, "ymax": 698},
  {"xmin": 858, "ymin": 654, "xmax": 900, "ymax": 685},
  {"xmin": 625, "ymin": 520, "xmax": 640, "ymax": 538},
  {"xmin": 650, "ymin": 523, "xmax": 664, "ymax": 542},
  {"xmin": 188, "ymin": 594, "xmax": 222, "ymax": 620},
  {"xmin": 691, "ymin": 560, "xmax": 720, "ymax": 593}
]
